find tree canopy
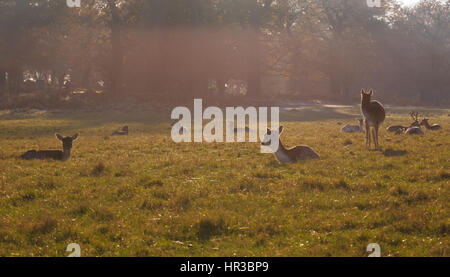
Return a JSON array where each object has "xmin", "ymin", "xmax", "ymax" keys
[{"xmin": 0, "ymin": 0, "xmax": 448, "ymax": 107}]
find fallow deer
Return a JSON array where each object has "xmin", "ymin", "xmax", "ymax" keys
[
  {"xmin": 405, "ymin": 126, "xmax": 424, "ymax": 135},
  {"xmin": 178, "ymin": 126, "xmax": 188, "ymax": 135},
  {"xmin": 403, "ymin": 112, "xmax": 425, "ymax": 135},
  {"xmin": 409, "ymin": 111, "xmax": 421, "ymax": 127},
  {"xmin": 111, "ymin": 126, "xmax": 129, "ymax": 136},
  {"xmin": 387, "ymin": 112, "xmax": 420, "ymax": 133},
  {"xmin": 261, "ymin": 126, "xmax": 320, "ymax": 163},
  {"xmin": 387, "ymin": 125, "xmax": 407, "ymax": 133},
  {"xmin": 361, "ymin": 89, "xmax": 386, "ymax": 150},
  {"xmin": 420, "ymin": 119, "xmax": 442, "ymax": 131},
  {"xmin": 21, "ymin": 133, "xmax": 79, "ymax": 161},
  {"xmin": 341, "ymin": 119, "xmax": 364, "ymax": 133}
]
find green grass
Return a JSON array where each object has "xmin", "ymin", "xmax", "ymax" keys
[{"xmin": 0, "ymin": 106, "xmax": 448, "ymax": 257}]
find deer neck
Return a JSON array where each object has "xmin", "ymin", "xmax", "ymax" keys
[
  {"xmin": 361, "ymin": 99, "xmax": 371, "ymax": 110},
  {"xmin": 423, "ymin": 121, "xmax": 432, "ymax": 129},
  {"xmin": 62, "ymin": 148, "xmax": 71, "ymax": 161},
  {"xmin": 273, "ymin": 139, "xmax": 292, "ymax": 163}
]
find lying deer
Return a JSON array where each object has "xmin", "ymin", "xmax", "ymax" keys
[
  {"xmin": 341, "ymin": 119, "xmax": 364, "ymax": 133},
  {"xmin": 261, "ymin": 126, "xmax": 320, "ymax": 163},
  {"xmin": 420, "ymin": 119, "xmax": 442, "ymax": 131},
  {"xmin": 21, "ymin": 133, "xmax": 79, "ymax": 161},
  {"xmin": 388, "ymin": 111, "xmax": 423, "ymax": 134},
  {"xmin": 409, "ymin": 111, "xmax": 421, "ymax": 127},
  {"xmin": 178, "ymin": 126, "xmax": 188, "ymax": 135},
  {"xmin": 361, "ymin": 89, "xmax": 385, "ymax": 150},
  {"xmin": 387, "ymin": 125, "xmax": 407, "ymax": 133},
  {"xmin": 405, "ymin": 126, "xmax": 424, "ymax": 135},
  {"xmin": 111, "ymin": 126, "xmax": 129, "ymax": 136}
]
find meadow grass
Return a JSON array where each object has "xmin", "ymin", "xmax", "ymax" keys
[{"xmin": 0, "ymin": 105, "xmax": 448, "ymax": 257}]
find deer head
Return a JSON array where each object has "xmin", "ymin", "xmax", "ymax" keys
[
  {"xmin": 56, "ymin": 133, "xmax": 79, "ymax": 151},
  {"xmin": 361, "ymin": 89, "xmax": 373, "ymax": 103}
]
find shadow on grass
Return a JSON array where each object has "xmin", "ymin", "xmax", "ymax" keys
[{"xmin": 383, "ymin": 148, "xmax": 408, "ymax": 157}]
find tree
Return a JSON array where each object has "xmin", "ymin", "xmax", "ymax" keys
[
  {"xmin": 106, "ymin": 0, "xmax": 123, "ymax": 98},
  {"xmin": 406, "ymin": 0, "xmax": 450, "ymax": 104}
]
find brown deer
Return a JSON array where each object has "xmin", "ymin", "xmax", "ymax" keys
[
  {"xmin": 409, "ymin": 111, "xmax": 421, "ymax": 127},
  {"xmin": 387, "ymin": 111, "xmax": 422, "ymax": 134},
  {"xmin": 361, "ymin": 89, "xmax": 386, "ymax": 150},
  {"xmin": 21, "ymin": 133, "xmax": 79, "ymax": 161},
  {"xmin": 404, "ymin": 111, "xmax": 424, "ymax": 135},
  {"xmin": 405, "ymin": 126, "xmax": 424, "ymax": 135},
  {"xmin": 261, "ymin": 126, "xmax": 320, "ymax": 163},
  {"xmin": 420, "ymin": 118, "xmax": 442, "ymax": 131},
  {"xmin": 387, "ymin": 125, "xmax": 407, "ymax": 133},
  {"xmin": 111, "ymin": 126, "xmax": 129, "ymax": 136},
  {"xmin": 341, "ymin": 119, "xmax": 364, "ymax": 133}
]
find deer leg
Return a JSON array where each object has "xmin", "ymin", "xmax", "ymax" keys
[
  {"xmin": 371, "ymin": 127, "xmax": 377, "ymax": 148},
  {"xmin": 375, "ymin": 124, "xmax": 379, "ymax": 150},
  {"xmin": 365, "ymin": 121, "xmax": 370, "ymax": 149},
  {"xmin": 373, "ymin": 124, "xmax": 378, "ymax": 150}
]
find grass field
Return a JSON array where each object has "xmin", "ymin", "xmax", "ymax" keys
[{"xmin": 0, "ymin": 105, "xmax": 448, "ymax": 257}]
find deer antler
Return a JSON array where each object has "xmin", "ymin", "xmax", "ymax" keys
[{"xmin": 409, "ymin": 111, "xmax": 421, "ymax": 126}]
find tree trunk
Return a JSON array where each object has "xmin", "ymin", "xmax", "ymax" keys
[
  {"xmin": 246, "ymin": 28, "xmax": 261, "ymax": 99},
  {"xmin": 217, "ymin": 78, "xmax": 225, "ymax": 96},
  {"xmin": 108, "ymin": 0, "xmax": 123, "ymax": 98},
  {"xmin": 0, "ymin": 69, "xmax": 5, "ymax": 97},
  {"xmin": 8, "ymin": 68, "xmax": 22, "ymax": 95},
  {"xmin": 5, "ymin": 1, "xmax": 27, "ymax": 96},
  {"xmin": 81, "ymin": 66, "xmax": 91, "ymax": 90},
  {"xmin": 246, "ymin": 0, "xmax": 273, "ymax": 99},
  {"xmin": 145, "ymin": 0, "xmax": 169, "ymax": 98}
]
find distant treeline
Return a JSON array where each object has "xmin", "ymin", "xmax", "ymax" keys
[{"xmin": 0, "ymin": 0, "xmax": 449, "ymax": 108}]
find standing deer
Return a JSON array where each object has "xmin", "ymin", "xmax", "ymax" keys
[
  {"xmin": 261, "ymin": 126, "xmax": 320, "ymax": 163},
  {"xmin": 361, "ymin": 89, "xmax": 385, "ymax": 150},
  {"xmin": 21, "ymin": 133, "xmax": 79, "ymax": 161}
]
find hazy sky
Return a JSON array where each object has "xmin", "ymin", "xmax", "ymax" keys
[{"xmin": 398, "ymin": 0, "xmax": 421, "ymax": 5}]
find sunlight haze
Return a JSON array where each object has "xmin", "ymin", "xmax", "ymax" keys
[{"xmin": 399, "ymin": 0, "xmax": 421, "ymax": 5}]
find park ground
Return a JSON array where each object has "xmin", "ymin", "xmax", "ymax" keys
[{"xmin": 0, "ymin": 104, "xmax": 448, "ymax": 256}]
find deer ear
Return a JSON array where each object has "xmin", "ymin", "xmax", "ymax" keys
[
  {"xmin": 72, "ymin": 133, "xmax": 79, "ymax": 141},
  {"xmin": 369, "ymin": 90, "xmax": 373, "ymax": 96},
  {"xmin": 279, "ymin": 126, "xmax": 284, "ymax": 134},
  {"xmin": 56, "ymin": 134, "xmax": 63, "ymax": 141},
  {"xmin": 361, "ymin": 89, "xmax": 366, "ymax": 95}
]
